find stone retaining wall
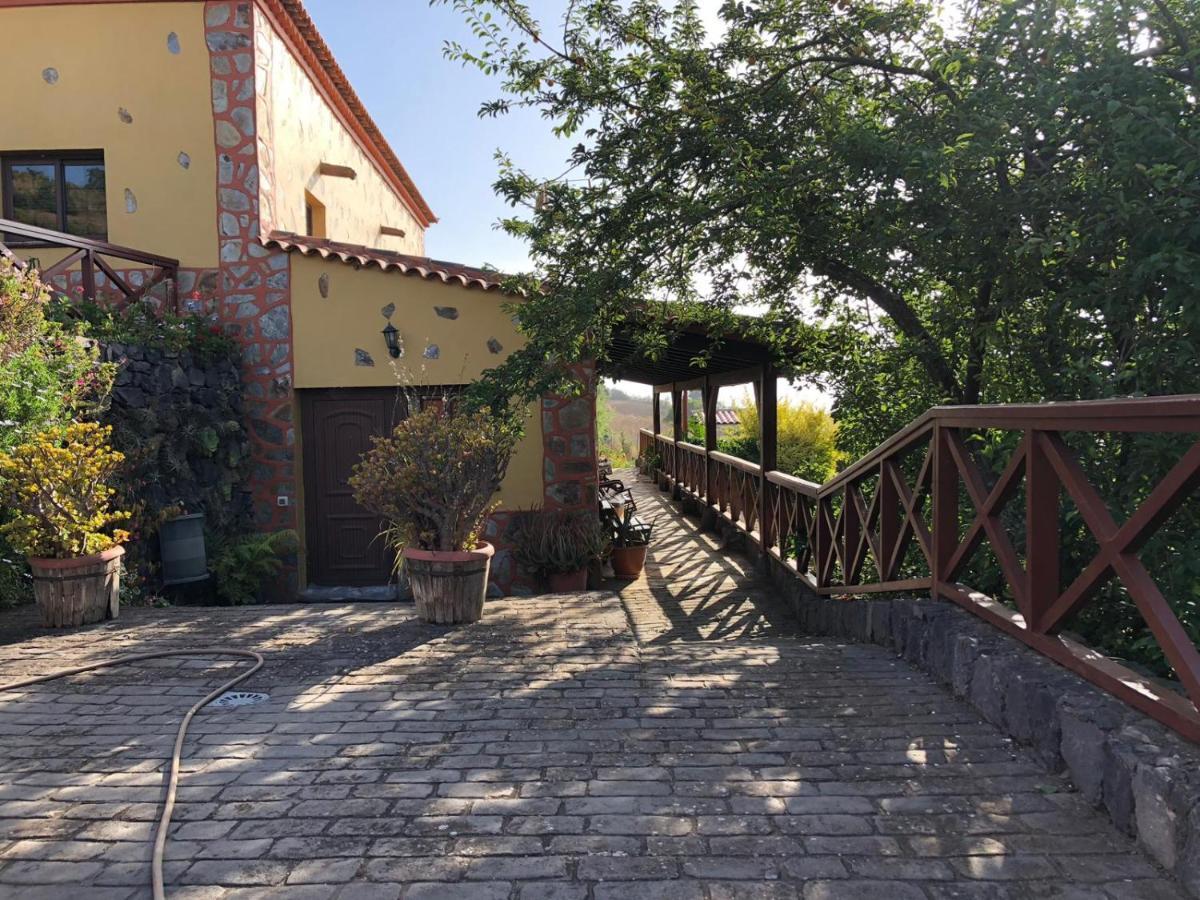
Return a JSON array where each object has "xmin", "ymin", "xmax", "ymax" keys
[{"xmin": 764, "ymin": 560, "xmax": 1200, "ymax": 896}]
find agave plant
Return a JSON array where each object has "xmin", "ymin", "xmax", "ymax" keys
[{"xmin": 512, "ymin": 507, "xmax": 606, "ymax": 577}]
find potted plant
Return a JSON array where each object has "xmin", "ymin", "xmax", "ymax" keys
[
  {"xmin": 512, "ymin": 507, "xmax": 605, "ymax": 593},
  {"xmin": 605, "ymin": 505, "xmax": 654, "ymax": 579},
  {"xmin": 0, "ymin": 422, "xmax": 131, "ymax": 627},
  {"xmin": 350, "ymin": 405, "xmax": 519, "ymax": 624},
  {"xmin": 639, "ymin": 448, "xmax": 661, "ymax": 478}
]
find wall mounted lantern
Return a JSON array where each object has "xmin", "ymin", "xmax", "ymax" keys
[{"xmin": 382, "ymin": 322, "xmax": 403, "ymax": 358}]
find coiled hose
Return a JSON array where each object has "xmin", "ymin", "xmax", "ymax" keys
[{"xmin": 0, "ymin": 649, "xmax": 265, "ymax": 900}]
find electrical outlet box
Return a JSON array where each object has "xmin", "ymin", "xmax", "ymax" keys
[{"xmin": 276, "ymin": 496, "xmax": 289, "ymax": 507}]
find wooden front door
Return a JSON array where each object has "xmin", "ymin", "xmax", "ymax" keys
[{"xmin": 300, "ymin": 388, "xmax": 407, "ymax": 586}]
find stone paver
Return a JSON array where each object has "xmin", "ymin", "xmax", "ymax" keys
[{"xmin": 0, "ymin": 473, "xmax": 1184, "ymax": 898}]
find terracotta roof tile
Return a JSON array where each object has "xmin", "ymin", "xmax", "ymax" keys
[{"xmin": 263, "ymin": 232, "xmax": 507, "ymax": 292}]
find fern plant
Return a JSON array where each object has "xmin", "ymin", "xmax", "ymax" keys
[{"xmin": 209, "ymin": 530, "xmax": 297, "ymax": 605}]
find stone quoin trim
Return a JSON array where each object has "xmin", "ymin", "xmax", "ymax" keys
[{"xmin": 205, "ymin": 0, "xmax": 297, "ymax": 534}]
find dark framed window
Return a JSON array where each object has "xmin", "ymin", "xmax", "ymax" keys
[{"xmin": 1, "ymin": 151, "xmax": 107, "ymax": 242}]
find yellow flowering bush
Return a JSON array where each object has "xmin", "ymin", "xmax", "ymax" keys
[
  {"xmin": 0, "ymin": 422, "xmax": 131, "ymax": 559},
  {"xmin": 349, "ymin": 405, "xmax": 521, "ymax": 553}
]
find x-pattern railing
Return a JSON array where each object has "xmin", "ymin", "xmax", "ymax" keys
[
  {"xmin": 0, "ymin": 218, "xmax": 179, "ymax": 308},
  {"xmin": 641, "ymin": 395, "xmax": 1200, "ymax": 742}
]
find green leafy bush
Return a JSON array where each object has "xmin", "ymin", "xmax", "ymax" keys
[
  {"xmin": 0, "ymin": 422, "xmax": 130, "ymax": 558},
  {"xmin": 0, "ymin": 260, "xmax": 114, "ymax": 451},
  {"xmin": 719, "ymin": 400, "xmax": 843, "ymax": 484},
  {"xmin": 53, "ymin": 295, "xmax": 236, "ymax": 362},
  {"xmin": 350, "ymin": 405, "xmax": 521, "ymax": 554},
  {"xmin": 209, "ymin": 530, "xmax": 298, "ymax": 605}
]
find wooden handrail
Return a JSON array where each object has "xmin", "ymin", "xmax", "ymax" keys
[
  {"xmin": 709, "ymin": 449, "xmax": 762, "ymax": 475},
  {"xmin": 766, "ymin": 470, "xmax": 820, "ymax": 496},
  {"xmin": 0, "ymin": 218, "xmax": 179, "ymax": 269}
]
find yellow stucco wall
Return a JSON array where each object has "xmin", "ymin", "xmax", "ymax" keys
[
  {"xmin": 254, "ymin": 14, "xmax": 426, "ymax": 256},
  {"xmin": 0, "ymin": 2, "xmax": 218, "ymax": 268},
  {"xmin": 289, "ymin": 253, "xmax": 542, "ymax": 509}
]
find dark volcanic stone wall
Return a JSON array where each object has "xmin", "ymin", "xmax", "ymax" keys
[{"xmin": 102, "ymin": 341, "xmax": 252, "ymax": 574}]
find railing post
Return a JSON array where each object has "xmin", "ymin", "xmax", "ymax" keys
[
  {"xmin": 758, "ymin": 365, "xmax": 777, "ymax": 550},
  {"xmin": 879, "ymin": 459, "xmax": 899, "ymax": 580},
  {"xmin": 931, "ymin": 423, "xmax": 958, "ymax": 600},
  {"xmin": 703, "ymin": 376, "xmax": 717, "ymax": 507},
  {"xmin": 80, "ymin": 250, "xmax": 97, "ymax": 301},
  {"xmin": 1025, "ymin": 429, "xmax": 1059, "ymax": 631},
  {"xmin": 671, "ymin": 384, "xmax": 682, "ymax": 486}
]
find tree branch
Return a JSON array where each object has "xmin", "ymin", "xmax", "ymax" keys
[{"xmin": 813, "ymin": 257, "xmax": 963, "ymax": 401}]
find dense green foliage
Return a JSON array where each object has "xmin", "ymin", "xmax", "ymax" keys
[
  {"xmin": 511, "ymin": 507, "xmax": 606, "ymax": 577},
  {"xmin": 0, "ymin": 261, "xmax": 115, "ymax": 603},
  {"xmin": 441, "ymin": 0, "xmax": 1200, "ymax": 677},
  {"xmin": 0, "ymin": 264, "xmax": 252, "ymax": 603},
  {"xmin": 53, "ymin": 296, "xmax": 238, "ymax": 363},
  {"xmin": 0, "ymin": 260, "xmax": 113, "ymax": 451}
]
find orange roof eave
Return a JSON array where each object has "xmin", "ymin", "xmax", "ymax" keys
[
  {"xmin": 0, "ymin": 0, "xmax": 438, "ymax": 228},
  {"xmin": 264, "ymin": 231, "xmax": 510, "ymax": 293}
]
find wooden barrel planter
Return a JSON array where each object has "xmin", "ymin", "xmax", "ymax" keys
[
  {"xmin": 402, "ymin": 542, "xmax": 494, "ymax": 625},
  {"xmin": 28, "ymin": 546, "xmax": 124, "ymax": 628}
]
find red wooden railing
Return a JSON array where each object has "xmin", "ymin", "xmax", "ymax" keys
[
  {"xmin": 640, "ymin": 395, "xmax": 1200, "ymax": 742},
  {"xmin": 0, "ymin": 218, "xmax": 179, "ymax": 308}
]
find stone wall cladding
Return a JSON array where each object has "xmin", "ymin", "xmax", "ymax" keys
[
  {"xmin": 541, "ymin": 362, "xmax": 599, "ymax": 511},
  {"xmin": 205, "ymin": 0, "xmax": 296, "ymax": 536},
  {"xmin": 764, "ymin": 562, "xmax": 1200, "ymax": 897},
  {"xmin": 485, "ymin": 364, "xmax": 600, "ymax": 597}
]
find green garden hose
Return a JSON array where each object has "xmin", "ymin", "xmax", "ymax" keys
[{"xmin": 0, "ymin": 649, "xmax": 265, "ymax": 900}]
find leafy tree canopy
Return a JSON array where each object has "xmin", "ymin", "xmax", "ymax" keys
[{"xmin": 440, "ymin": 0, "xmax": 1200, "ymax": 455}]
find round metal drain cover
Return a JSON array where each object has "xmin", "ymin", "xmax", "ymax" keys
[{"xmin": 213, "ymin": 691, "xmax": 269, "ymax": 709}]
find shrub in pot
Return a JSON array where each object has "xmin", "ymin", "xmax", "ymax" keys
[
  {"xmin": 0, "ymin": 422, "xmax": 131, "ymax": 627},
  {"xmin": 512, "ymin": 507, "xmax": 605, "ymax": 593},
  {"xmin": 350, "ymin": 405, "xmax": 519, "ymax": 624},
  {"xmin": 605, "ymin": 505, "xmax": 654, "ymax": 579}
]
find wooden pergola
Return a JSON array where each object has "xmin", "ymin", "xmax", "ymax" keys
[{"xmin": 603, "ymin": 320, "xmax": 785, "ymax": 534}]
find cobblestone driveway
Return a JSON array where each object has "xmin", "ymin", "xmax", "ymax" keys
[{"xmin": 0, "ymin": 478, "xmax": 1183, "ymax": 898}]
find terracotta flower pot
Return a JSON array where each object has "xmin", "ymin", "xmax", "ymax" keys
[
  {"xmin": 610, "ymin": 545, "xmax": 648, "ymax": 580},
  {"xmin": 28, "ymin": 546, "xmax": 124, "ymax": 628},
  {"xmin": 547, "ymin": 568, "xmax": 588, "ymax": 593},
  {"xmin": 402, "ymin": 542, "xmax": 494, "ymax": 625}
]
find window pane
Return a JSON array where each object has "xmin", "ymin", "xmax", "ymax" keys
[
  {"xmin": 8, "ymin": 163, "xmax": 58, "ymax": 230},
  {"xmin": 64, "ymin": 162, "xmax": 106, "ymax": 239}
]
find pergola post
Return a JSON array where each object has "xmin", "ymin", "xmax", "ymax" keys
[
  {"xmin": 652, "ymin": 391, "xmax": 661, "ymax": 436},
  {"xmin": 671, "ymin": 383, "xmax": 683, "ymax": 484},
  {"xmin": 757, "ymin": 364, "xmax": 778, "ymax": 552},
  {"xmin": 703, "ymin": 376, "xmax": 717, "ymax": 506}
]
